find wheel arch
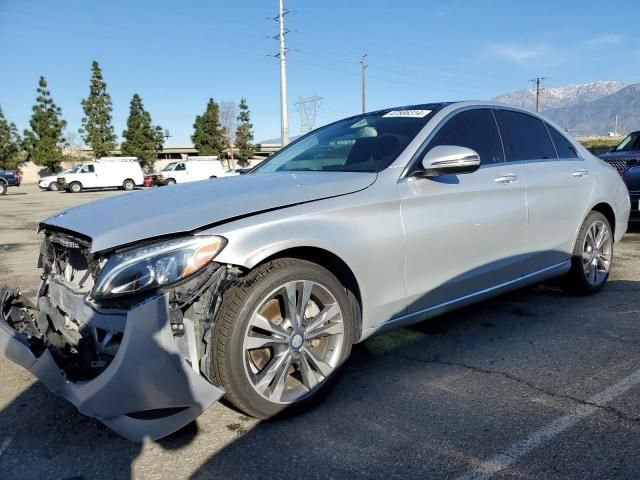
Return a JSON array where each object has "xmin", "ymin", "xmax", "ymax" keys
[
  {"xmin": 591, "ymin": 202, "xmax": 616, "ymax": 237},
  {"xmin": 249, "ymin": 246, "xmax": 363, "ymax": 340}
]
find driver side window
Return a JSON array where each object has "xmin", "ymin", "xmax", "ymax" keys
[
  {"xmin": 81, "ymin": 165, "xmax": 95, "ymax": 173},
  {"xmin": 175, "ymin": 163, "xmax": 186, "ymax": 171},
  {"xmin": 426, "ymin": 109, "xmax": 505, "ymax": 165}
]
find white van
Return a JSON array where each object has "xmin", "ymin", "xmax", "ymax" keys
[
  {"xmin": 58, "ymin": 158, "xmax": 144, "ymax": 193},
  {"xmin": 155, "ymin": 157, "xmax": 228, "ymax": 185}
]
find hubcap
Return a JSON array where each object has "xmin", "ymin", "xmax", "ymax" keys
[
  {"xmin": 582, "ymin": 220, "xmax": 612, "ymax": 286},
  {"xmin": 242, "ymin": 280, "xmax": 345, "ymax": 404}
]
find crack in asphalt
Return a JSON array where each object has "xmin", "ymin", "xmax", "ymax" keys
[{"xmin": 396, "ymin": 354, "xmax": 640, "ymax": 424}]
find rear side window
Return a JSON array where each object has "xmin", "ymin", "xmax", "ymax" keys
[
  {"xmin": 494, "ymin": 109, "xmax": 557, "ymax": 161},
  {"xmin": 546, "ymin": 124, "xmax": 579, "ymax": 159},
  {"xmin": 426, "ymin": 109, "xmax": 504, "ymax": 164}
]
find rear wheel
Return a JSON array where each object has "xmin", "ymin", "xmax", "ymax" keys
[
  {"xmin": 165, "ymin": 178, "xmax": 176, "ymax": 185},
  {"xmin": 562, "ymin": 211, "xmax": 613, "ymax": 295},
  {"xmin": 210, "ymin": 258, "xmax": 355, "ymax": 419},
  {"xmin": 0, "ymin": 182, "xmax": 7, "ymax": 196},
  {"xmin": 122, "ymin": 179, "xmax": 135, "ymax": 191},
  {"xmin": 48, "ymin": 182, "xmax": 59, "ymax": 191},
  {"xmin": 68, "ymin": 182, "xmax": 82, "ymax": 193}
]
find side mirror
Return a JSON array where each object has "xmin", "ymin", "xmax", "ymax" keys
[{"xmin": 416, "ymin": 145, "xmax": 481, "ymax": 177}]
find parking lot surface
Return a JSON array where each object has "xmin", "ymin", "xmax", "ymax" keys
[{"xmin": 1, "ymin": 185, "xmax": 639, "ymax": 479}]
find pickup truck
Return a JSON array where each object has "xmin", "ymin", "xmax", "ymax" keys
[
  {"xmin": 599, "ymin": 131, "xmax": 640, "ymax": 222},
  {"xmin": 0, "ymin": 169, "xmax": 21, "ymax": 195}
]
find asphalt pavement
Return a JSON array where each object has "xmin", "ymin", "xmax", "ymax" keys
[{"xmin": 0, "ymin": 184, "xmax": 639, "ymax": 479}]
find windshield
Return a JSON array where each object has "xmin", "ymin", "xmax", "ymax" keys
[
  {"xmin": 162, "ymin": 162, "xmax": 177, "ymax": 171},
  {"xmin": 65, "ymin": 166, "xmax": 80, "ymax": 175},
  {"xmin": 254, "ymin": 107, "xmax": 443, "ymax": 173},
  {"xmin": 615, "ymin": 133, "xmax": 640, "ymax": 152}
]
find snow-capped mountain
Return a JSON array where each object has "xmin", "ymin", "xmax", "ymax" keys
[{"xmin": 492, "ymin": 80, "xmax": 631, "ymax": 111}]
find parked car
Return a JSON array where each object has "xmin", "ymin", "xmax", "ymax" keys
[
  {"xmin": 0, "ymin": 169, "xmax": 21, "ymax": 195},
  {"xmin": 599, "ymin": 130, "xmax": 640, "ymax": 222},
  {"xmin": 154, "ymin": 157, "xmax": 229, "ymax": 185},
  {"xmin": 38, "ymin": 166, "xmax": 80, "ymax": 191},
  {"xmin": 0, "ymin": 102, "xmax": 630, "ymax": 442},
  {"xmin": 57, "ymin": 158, "xmax": 144, "ymax": 193}
]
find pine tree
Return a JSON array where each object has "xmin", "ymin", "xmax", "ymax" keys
[
  {"xmin": 235, "ymin": 97, "xmax": 255, "ymax": 167},
  {"xmin": 121, "ymin": 94, "xmax": 163, "ymax": 171},
  {"xmin": 0, "ymin": 105, "xmax": 22, "ymax": 169},
  {"xmin": 79, "ymin": 61, "xmax": 117, "ymax": 158},
  {"xmin": 23, "ymin": 76, "xmax": 67, "ymax": 171},
  {"xmin": 192, "ymin": 98, "xmax": 226, "ymax": 158}
]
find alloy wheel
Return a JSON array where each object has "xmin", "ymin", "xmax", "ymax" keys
[
  {"xmin": 242, "ymin": 280, "xmax": 346, "ymax": 405},
  {"xmin": 582, "ymin": 220, "xmax": 612, "ymax": 286}
]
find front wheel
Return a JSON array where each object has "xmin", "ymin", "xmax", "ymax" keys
[
  {"xmin": 68, "ymin": 182, "xmax": 82, "ymax": 193},
  {"xmin": 210, "ymin": 258, "xmax": 355, "ymax": 419},
  {"xmin": 0, "ymin": 183, "xmax": 7, "ymax": 196},
  {"xmin": 48, "ymin": 182, "xmax": 59, "ymax": 191},
  {"xmin": 562, "ymin": 211, "xmax": 613, "ymax": 295},
  {"xmin": 165, "ymin": 178, "xmax": 176, "ymax": 185}
]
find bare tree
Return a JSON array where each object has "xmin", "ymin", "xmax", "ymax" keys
[{"xmin": 219, "ymin": 101, "xmax": 238, "ymax": 169}]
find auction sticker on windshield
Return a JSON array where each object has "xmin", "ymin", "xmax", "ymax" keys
[{"xmin": 383, "ymin": 110, "xmax": 432, "ymax": 118}]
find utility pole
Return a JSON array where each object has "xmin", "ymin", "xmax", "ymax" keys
[
  {"xmin": 360, "ymin": 54, "xmax": 367, "ymax": 113},
  {"xmin": 294, "ymin": 95, "xmax": 323, "ymax": 134},
  {"xmin": 529, "ymin": 77, "xmax": 547, "ymax": 112},
  {"xmin": 275, "ymin": 0, "xmax": 290, "ymax": 146}
]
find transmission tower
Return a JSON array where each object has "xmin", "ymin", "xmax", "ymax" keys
[
  {"xmin": 269, "ymin": 0, "xmax": 294, "ymax": 146},
  {"xmin": 294, "ymin": 95, "xmax": 323, "ymax": 134}
]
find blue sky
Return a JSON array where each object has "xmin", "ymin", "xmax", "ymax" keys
[{"xmin": 1, "ymin": 0, "xmax": 639, "ymax": 144}]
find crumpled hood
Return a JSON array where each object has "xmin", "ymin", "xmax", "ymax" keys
[{"xmin": 41, "ymin": 172, "xmax": 377, "ymax": 252}]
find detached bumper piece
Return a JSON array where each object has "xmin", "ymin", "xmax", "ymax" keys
[{"xmin": 0, "ymin": 286, "xmax": 224, "ymax": 442}]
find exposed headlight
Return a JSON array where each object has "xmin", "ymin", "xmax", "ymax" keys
[{"xmin": 92, "ymin": 235, "xmax": 226, "ymax": 299}]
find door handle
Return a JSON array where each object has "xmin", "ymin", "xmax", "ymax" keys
[
  {"xmin": 494, "ymin": 174, "xmax": 518, "ymax": 184},
  {"xmin": 572, "ymin": 169, "xmax": 589, "ymax": 178}
]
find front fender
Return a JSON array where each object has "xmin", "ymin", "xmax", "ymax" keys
[{"xmin": 199, "ymin": 191, "xmax": 407, "ymax": 336}]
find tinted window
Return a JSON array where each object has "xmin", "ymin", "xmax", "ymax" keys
[
  {"xmin": 175, "ymin": 163, "xmax": 186, "ymax": 171},
  {"xmin": 426, "ymin": 109, "xmax": 504, "ymax": 164},
  {"xmin": 546, "ymin": 124, "xmax": 579, "ymax": 159},
  {"xmin": 81, "ymin": 165, "xmax": 95, "ymax": 173},
  {"xmin": 495, "ymin": 110, "xmax": 557, "ymax": 161}
]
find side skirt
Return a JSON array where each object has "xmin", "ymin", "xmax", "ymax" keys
[{"xmin": 361, "ymin": 260, "xmax": 570, "ymax": 340}]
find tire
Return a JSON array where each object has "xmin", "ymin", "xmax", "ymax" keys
[
  {"xmin": 122, "ymin": 179, "xmax": 135, "ymax": 191},
  {"xmin": 165, "ymin": 178, "xmax": 176, "ymax": 185},
  {"xmin": 209, "ymin": 176, "xmax": 217, "ymax": 179},
  {"xmin": 0, "ymin": 182, "xmax": 7, "ymax": 196},
  {"xmin": 561, "ymin": 211, "xmax": 613, "ymax": 295},
  {"xmin": 69, "ymin": 182, "xmax": 82, "ymax": 193},
  {"xmin": 48, "ymin": 182, "xmax": 59, "ymax": 191},
  {"xmin": 210, "ymin": 258, "xmax": 356, "ymax": 419}
]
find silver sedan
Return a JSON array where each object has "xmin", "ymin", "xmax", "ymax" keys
[{"xmin": 0, "ymin": 102, "xmax": 630, "ymax": 441}]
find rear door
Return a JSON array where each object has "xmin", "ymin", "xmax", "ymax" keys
[
  {"xmin": 494, "ymin": 109, "xmax": 595, "ymax": 272},
  {"xmin": 399, "ymin": 108, "xmax": 528, "ymax": 313}
]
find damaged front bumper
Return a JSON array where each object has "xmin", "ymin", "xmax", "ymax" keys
[{"xmin": 0, "ymin": 282, "xmax": 225, "ymax": 442}]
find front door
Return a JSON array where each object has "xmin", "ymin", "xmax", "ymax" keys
[{"xmin": 398, "ymin": 108, "xmax": 528, "ymax": 313}]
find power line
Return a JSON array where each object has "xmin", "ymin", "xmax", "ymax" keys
[
  {"xmin": 294, "ymin": 95, "xmax": 323, "ymax": 133},
  {"xmin": 529, "ymin": 77, "xmax": 547, "ymax": 112}
]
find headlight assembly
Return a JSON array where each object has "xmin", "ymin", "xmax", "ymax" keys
[{"xmin": 92, "ymin": 235, "xmax": 226, "ymax": 299}]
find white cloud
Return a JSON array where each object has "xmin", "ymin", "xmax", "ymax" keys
[
  {"xmin": 487, "ymin": 43, "xmax": 550, "ymax": 63},
  {"xmin": 585, "ymin": 34, "xmax": 623, "ymax": 46}
]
